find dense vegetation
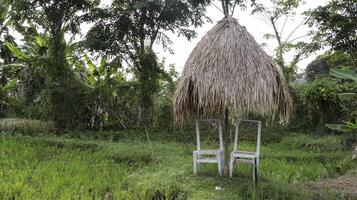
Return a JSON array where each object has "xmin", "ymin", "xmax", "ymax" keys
[
  {"xmin": 1, "ymin": 0, "xmax": 356, "ymax": 132},
  {"xmin": 1, "ymin": 0, "xmax": 357, "ymax": 199}
]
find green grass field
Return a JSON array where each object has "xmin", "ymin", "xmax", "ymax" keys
[{"xmin": 0, "ymin": 132, "xmax": 356, "ymax": 200}]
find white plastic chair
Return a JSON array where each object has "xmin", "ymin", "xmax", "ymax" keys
[
  {"xmin": 229, "ymin": 119, "xmax": 261, "ymax": 183},
  {"xmin": 193, "ymin": 119, "xmax": 224, "ymax": 176}
]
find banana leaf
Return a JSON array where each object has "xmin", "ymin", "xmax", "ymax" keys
[{"xmin": 329, "ymin": 68, "xmax": 357, "ymax": 82}]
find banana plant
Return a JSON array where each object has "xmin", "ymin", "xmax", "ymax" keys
[
  {"xmin": 326, "ymin": 68, "xmax": 357, "ymax": 159},
  {"xmin": 3, "ymin": 33, "xmax": 50, "ymax": 107},
  {"xmin": 0, "ymin": 79, "xmax": 17, "ymax": 116},
  {"xmin": 4, "ymin": 35, "xmax": 49, "ymax": 71},
  {"xmin": 329, "ymin": 68, "xmax": 357, "ymax": 82},
  {"xmin": 74, "ymin": 54, "xmax": 128, "ymax": 133}
]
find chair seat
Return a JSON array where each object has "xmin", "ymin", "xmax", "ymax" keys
[
  {"xmin": 197, "ymin": 157, "xmax": 219, "ymax": 163},
  {"xmin": 232, "ymin": 151, "xmax": 258, "ymax": 159},
  {"xmin": 194, "ymin": 149, "xmax": 223, "ymax": 155}
]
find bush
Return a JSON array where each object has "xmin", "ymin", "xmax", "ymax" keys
[
  {"xmin": 49, "ymin": 79, "xmax": 90, "ymax": 131},
  {"xmin": 0, "ymin": 118, "xmax": 54, "ymax": 135},
  {"xmin": 289, "ymin": 78, "xmax": 357, "ymax": 132}
]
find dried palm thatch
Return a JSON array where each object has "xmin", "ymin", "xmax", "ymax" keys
[{"xmin": 173, "ymin": 17, "xmax": 292, "ymax": 123}]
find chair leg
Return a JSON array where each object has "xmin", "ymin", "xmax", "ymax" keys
[
  {"xmin": 253, "ymin": 158, "xmax": 258, "ymax": 185},
  {"xmin": 221, "ymin": 151, "xmax": 225, "ymax": 172},
  {"xmin": 221, "ymin": 153, "xmax": 225, "ymax": 176},
  {"xmin": 217, "ymin": 153, "xmax": 222, "ymax": 176},
  {"xmin": 229, "ymin": 154, "xmax": 235, "ymax": 178},
  {"xmin": 193, "ymin": 152, "xmax": 198, "ymax": 174}
]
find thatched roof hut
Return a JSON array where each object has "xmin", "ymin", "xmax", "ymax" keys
[{"xmin": 173, "ymin": 17, "xmax": 292, "ymax": 123}]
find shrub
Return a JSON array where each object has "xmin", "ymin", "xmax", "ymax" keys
[{"xmin": 289, "ymin": 78, "xmax": 357, "ymax": 132}]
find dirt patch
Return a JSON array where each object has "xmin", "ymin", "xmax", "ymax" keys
[{"xmin": 309, "ymin": 170, "xmax": 357, "ymax": 197}]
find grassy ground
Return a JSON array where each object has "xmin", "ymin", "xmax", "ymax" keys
[{"xmin": 0, "ymin": 132, "xmax": 356, "ymax": 200}]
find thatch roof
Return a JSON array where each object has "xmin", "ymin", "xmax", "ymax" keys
[{"xmin": 173, "ymin": 17, "xmax": 292, "ymax": 123}]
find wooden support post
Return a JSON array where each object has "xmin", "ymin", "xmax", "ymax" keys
[
  {"xmin": 219, "ymin": 121, "xmax": 224, "ymax": 151},
  {"xmin": 223, "ymin": 108, "xmax": 230, "ymax": 175},
  {"xmin": 256, "ymin": 121, "xmax": 262, "ymax": 165},
  {"xmin": 195, "ymin": 120, "xmax": 201, "ymax": 150},
  {"xmin": 233, "ymin": 121, "xmax": 239, "ymax": 152},
  {"xmin": 193, "ymin": 152, "xmax": 198, "ymax": 174}
]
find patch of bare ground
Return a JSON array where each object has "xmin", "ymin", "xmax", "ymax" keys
[{"xmin": 308, "ymin": 170, "xmax": 357, "ymax": 198}]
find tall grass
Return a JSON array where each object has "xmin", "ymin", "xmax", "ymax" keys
[{"xmin": 1, "ymin": 133, "xmax": 355, "ymax": 199}]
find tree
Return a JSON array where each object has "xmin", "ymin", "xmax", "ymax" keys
[
  {"xmin": 254, "ymin": 0, "xmax": 307, "ymax": 83},
  {"xmin": 306, "ymin": 0, "xmax": 357, "ymax": 60},
  {"xmin": 86, "ymin": 0, "xmax": 210, "ymax": 125},
  {"xmin": 305, "ymin": 52, "xmax": 357, "ymax": 82},
  {"xmin": 9, "ymin": 0, "xmax": 99, "ymax": 130}
]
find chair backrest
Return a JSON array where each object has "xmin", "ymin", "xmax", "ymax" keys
[
  {"xmin": 195, "ymin": 119, "xmax": 223, "ymax": 151},
  {"xmin": 233, "ymin": 119, "xmax": 262, "ymax": 155}
]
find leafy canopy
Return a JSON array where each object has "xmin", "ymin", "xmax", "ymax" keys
[
  {"xmin": 9, "ymin": 0, "xmax": 99, "ymax": 35},
  {"xmin": 306, "ymin": 0, "xmax": 357, "ymax": 59},
  {"xmin": 86, "ymin": 0, "xmax": 210, "ymax": 58}
]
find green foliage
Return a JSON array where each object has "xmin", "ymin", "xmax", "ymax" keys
[
  {"xmin": 326, "ymin": 119, "xmax": 357, "ymax": 133},
  {"xmin": 302, "ymin": 79, "xmax": 344, "ymax": 128},
  {"xmin": 86, "ymin": 0, "xmax": 210, "ymax": 52},
  {"xmin": 6, "ymin": 27, "xmax": 86, "ymax": 128},
  {"xmin": 277, "ymin": 134, "xmax": 345, "ymax": 152},
  {"xmin": 4, "ymin": 41, "xmax": 28, "ymax": 60},
  {"xmin": 2, "ymin": 34, "xmax": 52, "ymax": 119},
  {"xmin": 8, "ymin": 0, "xmax": 100, "ymax": 130},
  {"xmin": 75, "ymin": 53, "xmax": 131, "ymax": 131},
  {"xmin": 329, "ymin": 68, "xmax": 357, "ymax": 82},
  {"xmin": 325, "ymin": 67, "xmax": 357, "ymax": 159},
  {"xmin": 328, "ymin": 66, "xmax": 357, "ymax": 120},
  {"xmin": 3, "ymin": 0, "xmax": 355, "ymax": 134},
  {"xmin": 305, "ymin": 52, "xmax": 357, "ymax": 82},
  {"xmin": 306, "ymin": 0, "xmax": 357, "ymax": 59},
  {"xmin": 0, "ymin": 0, "xmax": 9, "ymax": 22},
  {"xmin": 0, "ymin": 0, "xmax": 10, "ymax": 37},
  {"xmin": 136, "ymin": 49, "xmax": 168, "ymax": 124},
  {"xmin": 9, "ymin": 0, "xmax": 99, "ymax": 35},
  {"xmin": 0, "ymin": 0, "xmax": 18, "ymax": 116},
  {"xmin": 289, "ymin": 77, "xmax": 357, "ymax": 131},
  {"xmin": 49, "ymin": 81, "xmax": 90, "ymax": 130},
  {"xmin": 86, "ymin": 0, "xmax": 210, "ymax": 125},
  {"xmin": 0, "ymin": 79, "xmax": 17, "ymax": 117}
]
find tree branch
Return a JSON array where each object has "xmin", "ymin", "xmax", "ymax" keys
[
  {"xmin": 285, "ymin": 19, "xmax": 305, "ymax": 42},
  {"xmin": 279, "ymin": 15, "xmax": 288, "ymax": 36}
]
